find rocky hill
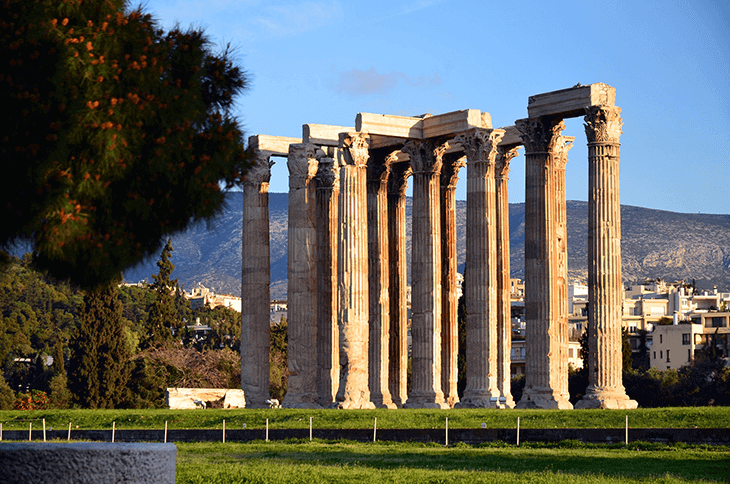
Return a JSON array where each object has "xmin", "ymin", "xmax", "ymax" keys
[{"xmin": 123, "ymin": 192, "xmax": 730, "ymax": 298}]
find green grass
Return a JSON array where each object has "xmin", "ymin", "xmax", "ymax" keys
[
  {"xmin": 175, "ymin": 440, "xmax": 730, "ymax": 483},
  {"xmin": 0, "ymin": 407, "xmax": 728, "ymax": 431}
]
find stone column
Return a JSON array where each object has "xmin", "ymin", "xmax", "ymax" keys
[
  {"xmin": 555, "ymin": 136, "xmax": 574, "ymax": 402},
  {"xmin": 577, "ymin": 105, "xmax": 638, "ymax": 409},
  {"xmin": 455, "ymin": 128, "xmax": 504, "ymax": 408},
  {"xmin": 367, "ymin": 150, "xmax": 397, "ymax": 408},
  {"xmin": 241, "ymin": 151, "xmax": 273, "ymax": 408},
  {"xmin": 403, "ymin": 140, "xmax": 449, "ymax": 409},
  {"xmin": 316, "ymin": 155, "xmax": 340, "ymax": 407},
  {"xmin": 336, "ymin": 132, "xmax": 375, "ymax": 409},
  {"xmin": 387, "ymin": 161, "xmax": 412, "ymax": 407},
  {"xmin": 495, "ymin": 145, "xmax": 519, "ymax": 408},
  {"xmin": 284, "ymin": 143, "xmax": 321, "ymax": 408},
  {"xmin": 515, "ymin": 117, "xmax": 572, "ymax": 409},
  {"xmin": 440, "ymin": 153, "xmax": 466, "ymax": 408}
]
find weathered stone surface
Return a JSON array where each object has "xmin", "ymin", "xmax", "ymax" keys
[
  {"xmin": 284, "ymin": 143, "xmax": 322, "ymax": 408},
  {"xmin": 0, "ymin": 443, "xmax": 177, "ymax": 484},
  {"xmin": 166, "ymin": 388, "xmax": 246, "ymax": 409},
  {"xmin": 336, "ymin": 132, "xmax": 375, "ymax": 409},
  {"xmin": 497, "ymin": 125, "xmax": 522, "ymax": 148},
  {"xmin": 577, "ymin": 105, "xmax": 637, "ymax": 410},
  {"xmin": 527, "ymin": 83, "xmax": 616, "ymax": 119},
  {"xmin": 241, "ymin": 151, "xmax": 272, "ymax": 408},
  {"xmin": 515, "ymin": 117, "xmax": 572, "ymax": 410},
  {"xmin": 303, "ymin": 124, "xmax": 355, "ymax": 147},
  {"xmin": 455, "ymin": 128, "xmax": 504, "ymax": 408},
  {"xmin": 404, "ymin": 139, "xmax": 449, "ymax": 409},
  {"xmin": 356, "ymin": 110, "xmax": 491, "ymax": 140}
]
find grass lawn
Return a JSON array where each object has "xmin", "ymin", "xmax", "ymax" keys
[
  {"xmin": 175, "ymin": 440, "xmax": 730, "ymax": 483},
  {"xmin": 1, "ymin": 407, "xmax": 729, "ymax": 431}
]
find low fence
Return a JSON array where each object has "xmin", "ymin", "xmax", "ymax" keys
[{"xmin": 1, "ymin": 427, "xmax": 728, "ymax": 445}]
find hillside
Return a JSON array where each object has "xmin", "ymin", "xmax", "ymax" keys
[{"xmin": 123, "ymin": 193, "xmax": 730, "ymax": 299}]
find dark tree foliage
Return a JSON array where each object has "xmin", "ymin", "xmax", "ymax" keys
[
  {"xmin": 68, "ymin": 283, "xmax": 132, "ymax": 408},
  {"xmin": 0, "ymin": 0, "xmax": 251, "ymax": 288},
  {"xmin": 622, "ymin": 328, "xmax": 633, "ymax": 372},
  {"xmin": 269, "ymin": 318, "xmax": 288, "ymax": 401},
  {"xmin": 144, "ymin": 239, "xmax": 179, "ymax": 347},
  {"xmin": 457, "ymin": 293, "xmax": 466, "ymax": 398},
  {"xmin": 186, "ymin": 305, "xmax": 240, "ymax": 351}
]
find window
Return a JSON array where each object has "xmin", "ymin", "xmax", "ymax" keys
[
  {"xmin": 688, "ymin": 349, "xmax": 691, "ymax": 362},
  {"xmin": 653, "ymin": 351, "xmax": 656, "ymax": 359},
  {"xmin": 667, "ymin": 350, "xmax": 671, "ymax": 362},
  {"xmin": 682, "ymin": 334, "xmax": 690, "ymax": 345},
  {"xmin": 660, "ymin": 334, "xmax": 663, "ymax": 344},
  {"xmin": 660, "ymin": 350, "xmax": 663, "ymax": 359},
  {"xmin": 569, "ymin": 348, "xmax": 574, "ymax": 358}
]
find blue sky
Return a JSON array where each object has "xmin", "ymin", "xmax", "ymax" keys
[{"xmin": 143, "ymin": 0, "xmax": 729, "ymax": 214}]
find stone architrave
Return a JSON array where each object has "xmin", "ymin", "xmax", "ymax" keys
[
  {"xmin": 241, "ymin": 151, "xmax": 273, "ymax": 408},
  {"xmin": 495, "ymin": 145, "xmax": 519, "ymax": 408},
  {"xmin": 336, "ymin": 132, "xmax": 375, "ymax": 409},
  {"xmin": 577, "ymin": 106, "xmax": 638, "ymax": 409},
  {"xmin": 387, "ymin": 161, "xmax": 412, "ymax": 407},
  {"xmin": 515, "ymin": 117, "xmax": 573, "ymax": 409},
  {"xmin": 284, "ymin": 143, "xmax": 322, "ymax": 408},
  {"xmin": 440, "ymin": 152, "xmax": 466, "ymax": 408},
  {"xmin": 367, "ymin": 150, "xmax": 397, "ymax": 409},
  {"xmin": 316, "ymin": 156, "xmax": 340, "ymax": 407},
  {"xmin": 454, "ymin": 128, "xmax": 504, "ymax": 408},
  {"xmin": 403, "ymin": 139, "xmax": 449, "ymax": 409}
]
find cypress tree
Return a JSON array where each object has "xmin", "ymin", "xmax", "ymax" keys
[
  {"xmin": 144, "ymin": 239, "xmax": 179, "ymax": 347},
  {"xmin": 68, "ymin": 283, "xmax": 132, "ymax": 408}
]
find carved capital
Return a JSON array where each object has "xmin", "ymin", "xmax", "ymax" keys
[
  {"xmin": 367, "ymin": 150, "xmax": 396, "ymax": 187},
  {"xmin": 388, "ymin": 160, "xmax": 412, "ymax": 197},
  {"xmin": 584, "ymin": 105, "xmax": 622, "ymax": 144},
  {"xmin": 316, "ymin": 157, "xmax": 340, "ymax": 190},
  {"xmin": 515, "ymin": 117, "xmax": 565, "ymax": 153},
  {"xmin": 340, "ymin": 132, "xmax": 370, "ymax": 167},
  {"xmin": 554, "ymin": 136, "xmax": 574, "ymax": 170},
  {"xmin": 244, "ymin": 151, "xmax": 274, "ymax": 186},
  {"xmin": 455, "ymin": 128, "xmax": 504, "ymax": 165},
  {"xmin": 402, "ymin": 139, "xmax": 444, "ymax": 175},
  {"xmin": 495, "ymin": 146, "xmax": 519, "ymax": 179},
  {"xmin": 441, "ymin": 154, "xmax": 466, "ymax": 189},
  {"xmin": 288, "ymin": 143, "xmax": 322, "ymax": 189}
]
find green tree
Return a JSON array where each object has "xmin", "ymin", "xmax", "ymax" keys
[
  {"xmin": 456, "ymin": 293, "xmax": 466, "ymax": 398},
  {"xmin": 0, "ymin": 374, "xmax": 15, "ymax": 410},
  {"xmin": 622, "ymin": 328, "xmax": 633, "ymax": 372},
  {"xmin": 67, "ymin": 283, "xmax": 132, "ymax": 408},
  {"xmin": 0, "ymin": 0, "xmax": 251, "ymax": 288},
  {"xmin": 269, "ymin": 318, "xmax": 288, "ymax": 401},
  {"xmin": 144, "ymin": 240, "xmax": 179, "ymax": 347}
]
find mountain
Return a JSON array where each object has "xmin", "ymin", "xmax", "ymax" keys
[{"xmin": 123, "ymin": 192, "xmax": 730, "ymax": 298}]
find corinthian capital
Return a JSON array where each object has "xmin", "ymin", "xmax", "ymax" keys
[
  {"xmin": 515, "ymin": 117, "xmax": 565, "ymax": 153},
  {"xmin": 584, "ymin": 105, "xmax": 622, "ymax": 144},
  {"xmin": 244, "ymin": 151, "xmax": 274, "ymax": 186},
  {"xmin": 495, "ymin": 146, "xmax": 520, "ymax": 179},
  {"xmin": 455, "ymin": 128, "xmax": 505, "ymax": 165},
  {"xmin": 287, "ymin": 143, "xmax": 322, "ymax": 188},
  {"xmin": 387, "ymin": 160, "xmax": 412, "ymax": 197},
  {"xmin": 554, "ymin": 136, "xmax": 574, "ymax": 170},
  {"xmin": 340, "ymin": 132, "xmax": 370, "ymax": 167},
  {"xmin": 316, "ymin": 157, "xmax": 340, "ymax": 190},
  {"xmin": 402, "ymin": 139, "xmax": 444, "ymax": 175},
  {"xmin": 367, "ymin": 150, "xmax": 396, "ymax": 186}
]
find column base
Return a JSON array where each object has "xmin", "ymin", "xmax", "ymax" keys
[
  {"xmin": 444, "ymin": 395, "xmax": 459, "ymax": 408},
  {"xmin": 371, "ymin": 392, "xmax": 397, "ymax": 409},
  {"xmin": 455, "ymin": 389, "xmax": 500, "ymax": 409},
  {"xmin": 282, "ymin": 393, "xmax": 323, "ymax": 409},
  {"xmin": 575, "ymin": 387, "xmax": 638, "ymax": 409},
  {"xmin": 500, "ymin": 396, "xmax": 516, "ymax": 409},
  {"xmin": 516, "ymin": 389, "xmax": 573, "ymax": 410},
  {"xmin": 405, "ymin": 392, "xmax": 450, "ymax": 409}
]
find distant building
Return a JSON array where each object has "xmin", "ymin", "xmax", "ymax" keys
[{"xmin": 186, "ymin": 284, "xmax": 242, "ymax": 312}]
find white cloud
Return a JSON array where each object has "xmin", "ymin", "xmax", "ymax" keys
[{"xmin": 333, "ymin": 67, "xmax": 441, "ymax": 96}]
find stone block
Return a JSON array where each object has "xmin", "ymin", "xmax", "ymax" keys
[
  {"xmin": 249, "ymin": 135, "xmax": 301, "ymax": 156},
  {"xmin": 527, "ymin": 83, "xmax": 615, "ymax": 119},
  {"xmin": 0, "ymin": 442, "xmax": 176, "ymax": 484},
  {"xmin": 356, "ymin": 110, "xmax": 490, "ymax": 140},
  {"xmin": 165, "ymin": 388, "xmax": 245, "ymax": 409},
  {"xmin": 498, "ymin": 125, "xmax": 522, "ymax": 147},
  {"xmin": 303, "ymin": 124, "xmax": 354, "ymax": 146}
]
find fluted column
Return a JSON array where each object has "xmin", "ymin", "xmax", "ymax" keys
[
  {"xmin": 555, "ymin": 136, "xmax": 574, "ymax": 401},
  {"xmin": 284, "ymin": 143, "xmax": 321, "ymax": 408},
  {"xmin": 455, "ymin": 128, "xmax": 504, "ymax": 408},
  {"xmin": 495, "ymin": 145, "xmax": 519, "ymax": 408},
  {"xmin": 316, "ymin": 155, "xmax": 340, "ymax": 407},
  {"xmin": 387, "ymin": 161, "xmax": 411, "ymax": 407},
  {"xmin": 403, "ymin": 140, "xmax": 449, "ymax": 409},
  {"xmin": 241, "ymin": 151, "xmax": 273, "ymax": 408},
  {"xmin": 440, "ymin": 153, "xmax": 466, "ymax": 408},
  {"xmin": 367, "ymin": 150, "xmax": 397, "ymax": 409},
  {"xmin": 515, "ymin": 117, "xmax": 572, "ymax": 409},
  {"xmin": 336, "ymin": 132, "xmax": 375, "ymax": 409},
  {"xmin": 577, "ymin": 105, "xmax": 638, "ymax": 409}
]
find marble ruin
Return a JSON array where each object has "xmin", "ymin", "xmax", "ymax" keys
[{"xmin": 241, "ymin": 83, "xmax": 637, "ymax": 410}]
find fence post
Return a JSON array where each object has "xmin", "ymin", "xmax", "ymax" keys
[
  {"xmin": 222, "ymin": 419, "xmax": 226, "ymax": 443},
  {"xmin": 112, "ymin": 421, "xmax": 115, "ymax": 443},
  {"xmin": 164, "ymin": 421, "xmax": 168, "ymax": 444},
  {"xmin": 67, "ymin": 422, "xmax": 71, "ymax": 441},
  {"xmin": 28, "ymin": 422, "xmax": 32, "ymax": 442},
  {"xmin": 516, "ymin": 417, "xmax": 520, "ymax": 446},
  {"xmin": 445, "ymin": 417, "xmax": 449, "ymax": 447},
  {"xmin": 309, "ymin": 417, "xmax": 313, "ymax": 441},
  {"xmin": 266, "ymin": 418, "xmax": 269, "ymax": 442},
  {"xmin": 373, "ymin": 417, "xmax": 377, "ymax": 443},
  {"xmin": 625, "ymin": 415, "xmax": 628, "ymax": 446},
  {"xmin": 43, "ymin": 418, "xmax": 46, "ymax": 442}
]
